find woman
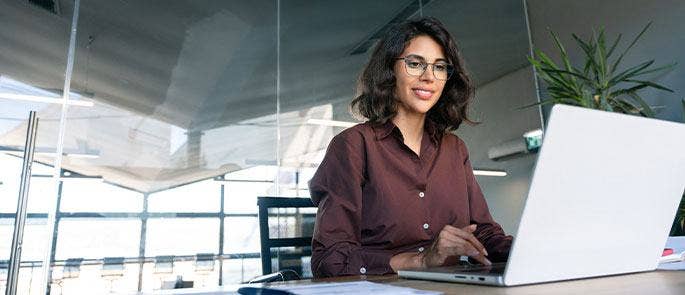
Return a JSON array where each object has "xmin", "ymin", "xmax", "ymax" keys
[{"xmin": 309, "ymin": 17, "xmax": 512, "ymax": 278}]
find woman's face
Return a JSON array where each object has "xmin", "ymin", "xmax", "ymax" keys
[{"xmin": 393, "ymin": 35, "xmax": 448, "ymax": 117}]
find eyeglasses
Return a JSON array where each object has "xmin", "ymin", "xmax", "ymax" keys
[{"xmin": 396, "ymin": 55, "xmax": 454, "ymax": 81}]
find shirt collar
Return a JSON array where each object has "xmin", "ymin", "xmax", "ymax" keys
[
  {"xmin": 372, "ymin": 118, "xmax": 442, "ymax": 145},
  {"xmin": 373, "ymin": 120, "xmax": 397, "ymax": 141}
]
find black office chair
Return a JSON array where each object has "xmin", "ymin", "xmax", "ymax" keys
[{"xmin": 256, "ymin": 196, "xmax": 316, "ymax": 280}]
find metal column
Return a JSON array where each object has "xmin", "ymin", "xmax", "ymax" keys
[{"xmin": 6, "ymin": 111, "xmax": 39, "ymax": 295}]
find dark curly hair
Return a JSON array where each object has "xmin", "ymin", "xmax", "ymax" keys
[{"xmin": 350, "ymin": 17, "xmax": 477, "ymax": 137}]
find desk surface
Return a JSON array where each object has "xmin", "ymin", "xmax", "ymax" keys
[{"xmin": 142, "ymin": 270, "xmax": 685, "ymax": 295}]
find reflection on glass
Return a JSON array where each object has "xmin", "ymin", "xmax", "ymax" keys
[
  {"xmin": 26, "ymin": 177, "xmax": 58, "ymax": 213},
  {"xmin": 0, "ymin": 154, "xmax": 23, "ymax": 213},
  {"xmin": 222, "ymin": 258, "xmax": 261, "ymax": 284},
  {"xmin": 270, "ymin": 246, "xmax": 311, "ymax": 278},
  {"xmin": 51, "ymin": 263, "xmax": 140, "ymax": 294},
  {"xmin": 223, "ymin": 217, "xmax": 260, "ymax": 254},
  {"xmin": 148, "ymin": 179, "xmax": 219, "ymax": 213},
  {"xmin": 60, "ymin": 179, "xmax": 143, "ymax": 213},
  {"xmin": 224, "ymin": 182, "xmax": 272, "ymax": 214},
  {"xmin": 1, "ymin": 0, "xmax": 533, "ymax": 291},
  {"xmin": 56, "ymin": 218, "xmax": 140, "ymax": 259},
  {"xmin": 145, "ymin": 218, "xmax": 219, "ymax": 256},
  {"xmin": 62, "ymin": 0, "xmax": 279, "ymax": 195},
  {"xmin": 0, "ymin": 219, "xmax": 47, "ymax": 261}
]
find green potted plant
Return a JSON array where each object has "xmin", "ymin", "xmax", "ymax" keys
[{"xmin": 525, "ymin": 22, "xmax": 685, "ymax": 236}]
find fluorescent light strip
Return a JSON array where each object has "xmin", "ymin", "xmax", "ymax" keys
[
  {"xmin": 57, "ymin": 177, "xmax": 103, "ymax": 182},
  {"xmin": 0, "ymin": 93, "xmax": 94, "ymax": 107},
  {"xmin": 473, "ymin": 169, "xmax": 507, "ymax": 177},
  {"xmin": 306, "ymin": 119, "xmax": 356, "ymax": 128},
  {"xmin": 1, "ymin": 150, "xmax": 99, "ymax": 159},
  {"xmin": 42, "ymin": 152, "xmax": 100, "ymax": 159},
  {"xmin": 523, "ymin": 128, "xmax": 543, "ymax": 138}
]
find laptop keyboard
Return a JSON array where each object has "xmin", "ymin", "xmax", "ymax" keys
[{"xmin": 454, "ymin": 262, "xmax": 507, "ymax": 273}]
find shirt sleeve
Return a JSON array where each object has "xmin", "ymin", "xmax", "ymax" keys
[
  {"xmin": 309, "ymin": 131, "xmax": 394, "ymax": 278},
  {"xmin": 460, "ymin": 139, "xmax": 513, "ymax": 263}
]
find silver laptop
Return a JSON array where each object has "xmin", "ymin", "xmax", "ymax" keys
[{"xmin": 399, "ymin": 104, "xmax": 685, "ymax": 286}]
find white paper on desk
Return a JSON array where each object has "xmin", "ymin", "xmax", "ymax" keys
[
  {"xmin": 658, "ymin": 236, "xmax": 685, "ymax": 271},
  {"xmin": 270, "ymin": 281, "xmax": 441, "ymax": 295}
]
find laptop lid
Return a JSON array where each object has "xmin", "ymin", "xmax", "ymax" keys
[{"xmin": 504, "ymin": 104, "xmax": 685, "ymax": 286}]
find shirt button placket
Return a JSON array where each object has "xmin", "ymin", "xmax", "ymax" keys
[
  {"xmin": 359, "ymin": 267, "xmax": 367, "ymax": 274},
  {"xmin": 423, "ymin": 223, "xmax": 429, "ymax": 230}
]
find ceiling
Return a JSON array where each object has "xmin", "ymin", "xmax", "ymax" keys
[{"xmin": 0, "ymin": 0, "xmax": 531, "ymax": 193}]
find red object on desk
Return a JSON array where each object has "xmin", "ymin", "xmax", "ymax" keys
[{"xmin": 663, "ymin": 248, "xmax": 674, "ymax": 256}]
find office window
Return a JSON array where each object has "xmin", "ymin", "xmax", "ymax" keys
[
  {"xmin": 224, "ymin": 181, "xmax": 272, "ymax": 214},
  {"xmin": 148, "ymin": 180, "xmax": 220, "ymax": 213},
  {"xmin": 0, "ymin": 154, "xmax": 22, "ymax": 213},
  {"xmin": 223, "ymin": 217, "xmax": 260, "ymax": 254},
  {"xmin": 145, "ymin": 218, "xmax": 219, "ymax": 256},
  {"xmin": 222, "ymin": 258, "xmax": 261, "ymax": 284},
  {"xmin": 60, "ymin": 180, "xmax": 143, "ymax": 213},
  {"xmin": 26, "ymin": 177, "xmax": 58, "ymax": 213},
  {"xmin": 55, "ymin": 218, "xmax": 140, "ymax": 260}
]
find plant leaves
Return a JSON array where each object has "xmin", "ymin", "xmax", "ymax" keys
[
  {"xmin": 542, "ymin": 68, "xmax": 593, "ymax": 81},
  {"xmin": 611, "ymin": 22, "xmax": 652, "ymax": 73},
  {"xmin": 606, "ymin": 33, "xmax": 623, "ymax": 58},
  {"xmin": 550, "ymin": 30, "xmax": 575, "ymax": 74},
  {"xmin": 623, "ymin": 79, "xmax": 675, "ymax": 92},
  {"xmin": 517, "ymin": 98, "xmax": 582, "ymax": 110},
  {"xmin": 596, "ymin": 29, "xmax": 609, "ymax": 85},
  {"xmin": 572, "ymin": 33, "xmax": 600, "ymax": 81},
  {"xmin": 626, "ymin": 91, "xmax": 656, "ymax": 117},
  {"xmin": 627, "ymin": 62, "xmax": 677, "ymax": 79},
  {"xmin": 609, "ymin": 60, "xmax": 655, "ymax": 86},
  {"xmin": 610, "ymin": 84, "xmax": 650, "ymax": 97}
]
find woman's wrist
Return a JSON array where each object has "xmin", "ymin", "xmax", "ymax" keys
[{"xmin": 390, "ymin": 252, "xmax": 424, "ymax": 271}]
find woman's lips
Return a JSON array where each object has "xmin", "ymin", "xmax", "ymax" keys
[{"xmin": 412, "ymin": 88, "xmax": 434, "ymax": 100}]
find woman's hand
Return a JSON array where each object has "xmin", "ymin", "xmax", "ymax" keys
[{"xmin": 421, "ymin": 224, "xmax": 491, "ymax": 267}]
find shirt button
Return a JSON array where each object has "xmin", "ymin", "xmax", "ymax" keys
[
  {"xmin": 418, "ymin": 247, "xmax": 425, "ymax": 252},
  {"xmin": 423, "ymin": 223, "xmax": 429, "ymax": 230},
  {"xmin": 419, "ymin": 192, "xmax": 425, "ymax": 198},
  {"xmin": 360, "ymin": 267, "xmax": 367, "ymax": 274}
]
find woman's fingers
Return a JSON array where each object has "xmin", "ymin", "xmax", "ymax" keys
[
  {"xmin": 469, "ymin": 252, "xmax": 492, "ymax": 266},
  {"xmin": 442, "ymin": 225, "xmax": 489, "ymax": 257},
  {"xmin": 434, "ymin": 226, "xmax": 491, "ymax": 266}
]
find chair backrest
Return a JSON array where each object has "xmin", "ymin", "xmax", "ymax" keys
[
  {"xmin": 101, "ymin": 257, "xmax": 125, "ymax": 277},
  {"xmin": 153, "ymin": 255, "xmax": 175, "ymax": 274},
  {"xmin": 194, "ymin": 253, "xmax": 215, "ymax": 272},
  {"xmin": 63, "ymin": 258, "xmax": 84, "ymax": 279},
  {"xmin": 257, "ymin": 196, "xmax": 316, "ymax": 276},
  {"xmin": 0, "ymin": 260, "xmax": 8, "ymax": 279}
]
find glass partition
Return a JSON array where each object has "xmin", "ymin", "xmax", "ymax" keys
[
  {"xmin": 60, "ymin": 0, "xmax": 278, "ymax": 292},
  {"xmin": 1, "ymin": 0, "xmax": 534, "ymax": 293},
  {"xmin": 0, "ymin": 0, "xmax": 75, "ymax": 294}
]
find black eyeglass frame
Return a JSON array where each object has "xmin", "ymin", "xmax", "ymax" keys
[{"xmin": 395, "ymin": 56, "xmax": 455, "ymax": 81}]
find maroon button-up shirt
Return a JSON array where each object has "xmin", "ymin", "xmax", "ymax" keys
[{"xmin": 309, "ymin": 119, "xmax": 512, "ymax": 278}]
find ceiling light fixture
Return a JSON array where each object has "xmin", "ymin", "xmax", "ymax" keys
[
  {"xmin": 0, "ymin": 93, "xmax": 94, "ymax": 107},
  {"xmin": 473, "ymin": 169, "xmax": 507, "ymax": 177},
  {"xmin": 0, "ymin": 146, "xmax": 100, "ymax": 159}
]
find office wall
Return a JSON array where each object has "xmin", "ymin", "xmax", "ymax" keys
[
  {"xmin": 456, "ymin": 66, "xmax": 541, "ymax": 235},
  {"xmin": 527, "ymin": 0, "xmax": 685, "ymax": 122}
]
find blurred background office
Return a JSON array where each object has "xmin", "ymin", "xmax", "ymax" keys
[{"xmin": 1, "ymin": 0, "xmax": 683, "ymax": 293}]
